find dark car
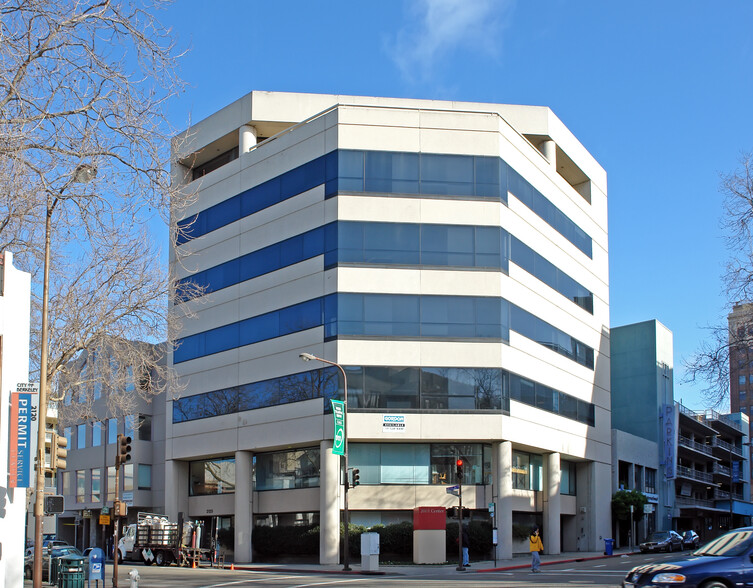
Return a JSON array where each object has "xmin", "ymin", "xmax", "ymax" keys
[
  {"xmin": 623, "ymin": 527, "xmax": 753, "ymax": 587},
  {"xmin": 639, "ymin": 530, "xmax": 683, "ymax": 553},
  {"xmin": 681, "ymin": 530, "xmax": 700, "ymax": 550},
  {"xmin": 24, "ymin": 545, "xmax": 83, "ymax": 580}
]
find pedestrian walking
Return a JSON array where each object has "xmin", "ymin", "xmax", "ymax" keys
[
  {"xmin": 461, "ymin": 525, "xmax": 470, "ymax": 567},
  {"xmin": 530, "ymin": 526, "xmax": 543, "ymax": 573}
]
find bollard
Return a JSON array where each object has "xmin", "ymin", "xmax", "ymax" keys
[{"xmin": 129, "ymin": 568, "xmax": 140, "ymax": 588}]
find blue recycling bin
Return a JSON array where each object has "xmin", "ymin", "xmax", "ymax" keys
[{"xmin": 604, "ymin": 538, "xmax": 614, "ymax": 556}]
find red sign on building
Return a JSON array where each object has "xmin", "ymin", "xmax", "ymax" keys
[{"xmin": 413, "ymin": 506, "xmax": 447, "ymax": 530}]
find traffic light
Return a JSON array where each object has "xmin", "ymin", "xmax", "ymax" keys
[
  {"xmin": 116, "ymin": 434, "xmax": 132, "ymax": 467},
  {"xmin": 352, "ymin": 468, "xmax": 360, "ymax": 488},
  {"xmin": 50, "ymin": 432, "xmax": 68, "ymax": 471},
  {"xmin": 456, "ymin": 459, "xmax": 464, "ymax": 481},
  {"xmin": 113, "ymin": 499, "xmax": 127, "ymax": 517}
]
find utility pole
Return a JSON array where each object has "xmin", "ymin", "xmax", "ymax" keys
[
  {"xmin": 112, "ymin": 433, "xmax": 131, "ymax": 587},
  {"xmin": 456, "ymin": 455, "xmax": 464, "ymax": 572}
]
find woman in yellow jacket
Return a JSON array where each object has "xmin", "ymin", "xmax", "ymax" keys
[{"xmin": 529, "ymin": 527, "xmax": 543, "ymax": 573}]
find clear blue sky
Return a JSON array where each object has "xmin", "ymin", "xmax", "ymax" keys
[{"xmin": 163, "ymin": 0, "xmax": 753, "ymax": 410}]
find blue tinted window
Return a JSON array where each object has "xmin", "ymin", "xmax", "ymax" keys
[
  {"xmin": 421, "ymin": 153, "xmax": 474, "ymax": 196},
  {"xmin": 240, "ymin": 312, "xmax": 278, "ymax": 346},
  {"xmin": 178, "ymin": 150, "xmax": 591, "ymax": 262},
  {"xmin": 511, "ymin": 237, "xmax": 593, "ymax": 313},
  {"xmin": 510, "ymin": 374, "xmax": 594, "ymax": 426},
  {"xmin": 366, "ymin": 223, "xmax": 420, "ymax": 265},
  {"xmin": 475, "ymin": 157, "xmax": 504, "ymax": 199},
  {"xmin": 362, "ymin": 295, "xmax": 420, "ymax": 336},
  {"xmin": 475, "ymin": 227, "xmax": 503, "ymax": 268},
  {"xmin": 510, "ymin": 305, "xmax": 594, "ymax": 369},
  {"xmin": 365, "ymin": 151, "xmax": 420, "ymax": 194},
  {"xmin": 173, "ymin": 363, "xmax": 596, "ymax": 425}
]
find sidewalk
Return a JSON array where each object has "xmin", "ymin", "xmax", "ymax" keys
[{"xmin": 227, "ymin": 547, "xmax": 638, "ymax": 576}]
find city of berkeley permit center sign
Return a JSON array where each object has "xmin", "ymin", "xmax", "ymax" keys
[{"xmin": 331, "ymin": 399, "xmax": 345, "ymax": 456}]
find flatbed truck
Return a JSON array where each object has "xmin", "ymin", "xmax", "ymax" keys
[{"xmin": 118, "ymin": 512, "xmax": 210, "ymax": 567}]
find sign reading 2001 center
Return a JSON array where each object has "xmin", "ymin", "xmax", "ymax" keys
[{"xmin": 331, "ymin": 400, "xmax": 345, "ymax": 456}]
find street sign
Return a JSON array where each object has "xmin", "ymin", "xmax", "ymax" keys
[
  {"xmin": 331, "ymin": 400, "xmax": 345, "ymax": 456},
  {"xmin": 99, "ymin": 514, "xmax": 110, "ymax": 525},
  {"xmin": 82, "ymin": 509, "xmax": 92, "ymax": 518},
  {"xmin": 101, "ymin": 506, "xmax": 109, "ymax": 514},
  {"xmin": 488, "ymin": 502, "xmax": 495, "ymax": 515},
  {"xmin": 446, "ymin": 484, "xmax": 460, "ymax": 496}
]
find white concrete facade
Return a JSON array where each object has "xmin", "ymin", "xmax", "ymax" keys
[
  {"xmin": 0, "ymin": 252, "xmax": 32, "ymax": 587},
  {"xmin": 169, "ymin": 92, "xmax": 611, "ymax": 562}
]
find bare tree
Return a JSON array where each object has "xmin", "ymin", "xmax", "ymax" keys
[
  {"xmin": 0, "ymin": 0, "xmax": 199, "ymax": 423},
  {"xmin": 686, "ymin": 151, "xmax": 753, "ymax": 408}
]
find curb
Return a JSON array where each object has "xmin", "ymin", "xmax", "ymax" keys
[
  {"xmin": 226, "ymin": 565, "xmax": 388, "ymax": 576},
  {"xmin": 476, "ymin": 552, "xmax": 633, "ymax": 572},
  {"xmin": 221, "ymin": 551, "xmax": 641, "ymax": 576}
]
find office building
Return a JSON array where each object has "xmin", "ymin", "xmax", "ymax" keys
[
  {"xmin": 54, "ymin": 345, "xmax": 167, "ymax": 552},
  {"xmin": 168, "ymin": 91, "xmax": 611, "ymax": 563}
]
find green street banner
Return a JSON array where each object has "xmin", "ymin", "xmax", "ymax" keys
[{"xmin": 331, "ymin": 399, "xmax": 345, "ymax": 456}]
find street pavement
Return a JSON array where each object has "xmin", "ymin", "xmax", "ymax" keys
[{"xmin": 24, "ymin": 547, "xmax": 668, "ymax": 587}]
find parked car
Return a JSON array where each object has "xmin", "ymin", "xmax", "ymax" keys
[
  {"xmin": 639, "ymin": 530, "xmax": 683, "ymax": 553},
  {"xmin": 681, "ymin": 530, "xmax": 700, "ymax": 550},
  {"xmin": 25, "ymin": 540, "xmax": 70, "ymax": 559},
  {"xmin": 42, "ymin": 539, "xmax": 70, "ymax": 550},
  {"xmin": 24, "ymin": 545, "xmax": 83, "ymax": 581},
  {"xmin": 623, "ymin": 527, "xmax": 753, "ymax": 587}
]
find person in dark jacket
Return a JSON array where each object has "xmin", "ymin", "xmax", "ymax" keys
[{"xmin": 461, "ymin": 526, "xmax": 471, "ymax": 567}]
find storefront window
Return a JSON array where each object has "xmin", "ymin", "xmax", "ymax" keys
[
  {"xmin": 255, "ymin": 448, "xmax": 320, "ymax": 490},
  {"xmin": 190, "ymin": 458, "xmax": 235, "ymax": 495},
  {"xmin": 560, "ymin": 461, "xmax": 577, "ymax": 495},
  {"xmin": 349, "ymin": 443, "xmax": 490, "ymax": 485},
  {"xmin": 512, "ymin": 451, "xmax": 543, "ymax": 490}
]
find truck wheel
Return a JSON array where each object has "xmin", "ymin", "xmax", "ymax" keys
[
  {"xmin": 156, "ymin": 551, "xmax": 169, "ymax": 566},
  {"xmin": 118, "ymin": 551, "xmax": 123, "ymax": 564}
]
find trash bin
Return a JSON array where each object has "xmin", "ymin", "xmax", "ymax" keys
[
  {"xmin": 57, "ymin": 555, "xmax": 86, "ymax": 588},
  {"xmin": 604, "ymin": 538, "xmax": 614, "ymax": 556}
]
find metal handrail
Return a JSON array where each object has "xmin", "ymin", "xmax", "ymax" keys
[
  {"xmin": 676, "ymin": 496, "xmax": 715, "ymax": 508},
  {"xmin": 677, "ymin": 465, "xmax": 714, "ymax": 483},
  {"xmin": 678, "ymin": 435, "xmax": 714, "ymax": 456}
]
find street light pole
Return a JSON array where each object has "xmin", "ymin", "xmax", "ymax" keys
[
  {"xmin": 32, "ymin": 165, "xmax": 96, "ymax": 588},
  {"xmin": 299, "ymin": 353, "xmax": 351, "ymax": 571}
]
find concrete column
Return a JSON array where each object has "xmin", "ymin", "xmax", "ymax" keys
[
  {"xmin": 239, "ymin": 124, "xmax": 257, "ymax": 153},
  {"xmin": 494, "ymin": 441, "xmax": 513, "ymax": 560},
  {"xmin": 541, "ymin": 139, "xmax": 556, "ymax": 167},
  {"xmin": 577, "ymin": 461, "xmax": 612, "ymax": 551},
  {"xmin": 164, "ymin": 460, "xmax": 189, "ymax": 522},
  {"xmin": 544, "ymin": 452, "xmax": 561, "ymax": 555},
  {"xmin": 320, "ymin": 440, "xmax": 340, "ymax": 564},
  {"xmin": 235, "ymin": 450, "xmax": 253, "ymax": 563}
]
